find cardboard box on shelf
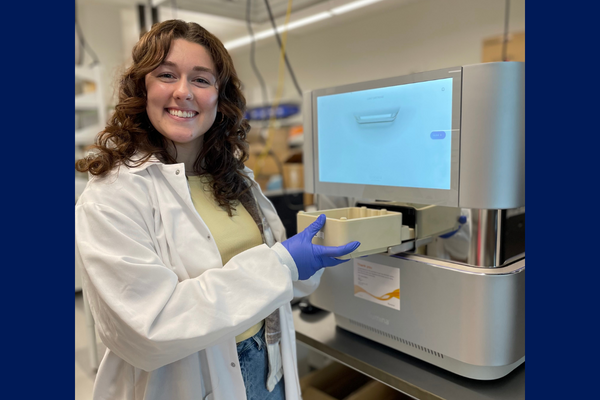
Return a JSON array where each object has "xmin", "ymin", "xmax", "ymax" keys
[
  {"xmin": 244, "ymin": 126, "xmax": 294, "ymax": 189},
  {"xmin": 252, "ymin": 174, "xmax": 272, "ymax": 192},
  {"xmin": 345, "ymin": 380, "xmax": 412, "ymax": 400},
  {"xmin": 482, "ymin": 31, "xmax": 525, "ymax": 62},
  {"xmin": 282, "ymin": 152, "xmax": 303, "ymax": 190},
  {"xmin": 246, "ymin": 126, "xmax": 291, "ymax": 155},
  {"xmin": 281, "ymin": 152, "xmax": 314, "ymax": 206},
  {"xmin": 245, "ymin": 126, "xmax": 263, "ymax": 143},
  {"xmin": 246, "ymin": 133, "xmax": 290, "ymax": 172},
  {"xmin": 304, "ymin": 192, "xmax": 315, "ymax": 207},
  {"xmin": 302, "ymin": 387, "xmax": 337, "ymax": 400},
  {"xmin": 246, "ymin": 149, "xmax": 282, "ymax": 177},
  {"xmin": 300, "ymin": 362, "xmax": 371, "ymax": 400}
]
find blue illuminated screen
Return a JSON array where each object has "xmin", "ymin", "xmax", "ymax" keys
[{"xmin": 317, "ymin": 78, "xmax": 453, "ymax": 190}]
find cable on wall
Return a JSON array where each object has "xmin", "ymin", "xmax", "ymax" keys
[
  {"xmin": 263, "ymin": 0, "xmax": 303, "ymax": 97},
  {"xmin": 75, "ymin": 3, "xmax": 100, "ymax": 66},
  {"xmin": 246, "ymin": 0, "xmax": 270, "ymax": 109},
  {"xmin": 502, "ymin": 0, "xmax": 510, "ymax": 61},
  {"xmin": 246, "ymin": 0, "xmax": 304, "ymax": 211},
  {"xmin": 255, "ymin": 0, "xmax": 293, "ymax": 175}
]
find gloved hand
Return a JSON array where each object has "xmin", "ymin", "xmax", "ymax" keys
[{"xmin": 282, "ymin": 214, "xmax": 360, "ymax": 280}]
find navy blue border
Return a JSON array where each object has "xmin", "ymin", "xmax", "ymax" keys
[
  {"xmin": 3, "ymin": 3, "xmax": 73, "ymax": 397},
  {"xmin": 5, "ymin": 2, "xmax": 598, "ymax": 399},
  {"xmin": 526, "ymin": 2, "xmax": 597, "ymax": 398}
]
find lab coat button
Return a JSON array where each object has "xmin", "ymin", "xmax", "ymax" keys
[
  {"xmin": 176, "ymin": 169, "xmax": 180, "ymax": 175},
  {"xmin": 230, "ymin": 362, "xmax": 235, "ymax": 367},
  {"xmin": 207, "ymin": 235, "xmax": 211, "ymax": 240}
]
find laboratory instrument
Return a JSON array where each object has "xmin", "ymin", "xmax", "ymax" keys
[{"xmin": 300, "ymin": 62, "xmax": 525, "ymax": 380}]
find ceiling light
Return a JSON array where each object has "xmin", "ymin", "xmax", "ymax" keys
[
  {"xmin": 331, "ymin": 0, "xmax": 385, "ymax": 15},
  {"xmin": 223, "ymin": 0, "xmax": 388, "ymax": 50},
  {"xmin": 278, "ymin": 12, "xmax": 332, "ymax": 32},
  {"xmin": 222, "ymin": 36, "xmax": 254, "ymax": 49},
  {"xmin": 225, "ymin": 12, "xmax": 332, "ymax": 50}
]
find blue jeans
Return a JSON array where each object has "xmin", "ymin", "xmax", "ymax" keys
[{"xmin": 236, "ymin": 324, "xmax": 286, "ymax": 400}]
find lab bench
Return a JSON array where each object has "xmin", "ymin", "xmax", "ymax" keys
[{"xmin": 293, "ymin": 307, "xmax": 525, "ymax": 400}]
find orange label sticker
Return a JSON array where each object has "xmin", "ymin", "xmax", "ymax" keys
[{"xmin": 354, "ymin": 259, "xmax": 400, "ymax": 310}]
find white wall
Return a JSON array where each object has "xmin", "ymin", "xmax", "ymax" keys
[
  {"xmin": 229, "ymin": 0, "xmax": 525, "ymax": 107},
  {"xmin": 76, "ymin": 0, "xmax": 139, "ymax": 108},
  {"xmin": 76, "ymin": 0, "xmax": 525, "ymax": 109}
]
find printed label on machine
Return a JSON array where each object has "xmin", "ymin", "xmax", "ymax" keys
[{"xmin": 353, "ymin": 259, "xmax": 400, "ymax": 310}]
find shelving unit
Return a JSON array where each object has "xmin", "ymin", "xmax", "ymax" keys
[
  {"xmin": 75, "ymin": 65, "xmax": 105, "ymax": 165},
  {"xmin": 75, "ymin": 64, "xmax": 105, "ymax": 293}
]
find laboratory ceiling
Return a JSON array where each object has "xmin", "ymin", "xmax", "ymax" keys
[
  {"xmin": 154, "ymin": 0, "xmax": 331, "ymax": 24},
  {"xmin": 76, "ymin": 0, "xmax": 414, "ymax": 48}
]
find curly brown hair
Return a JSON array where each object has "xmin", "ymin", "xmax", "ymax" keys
[{"xmin": 75, "ymin": 20, "xmax": 252, "ymax": 215}]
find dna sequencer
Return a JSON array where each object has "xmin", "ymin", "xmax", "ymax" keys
[{"xmin": 301, "ymin": 62, "xmax": 524, "ymax": 380}]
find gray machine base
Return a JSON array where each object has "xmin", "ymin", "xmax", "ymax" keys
[
  {"xmin": 310, "ymin": 253, "xmax": 525, "ymax": 381},
  {"xmin": 335, "ymin": 314, "xmax": 524, "ymax": 380}
]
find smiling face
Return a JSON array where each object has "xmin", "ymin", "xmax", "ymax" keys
[{"xmin": 145, "ymin": 39, "xmax": 219, "ymax": 159}]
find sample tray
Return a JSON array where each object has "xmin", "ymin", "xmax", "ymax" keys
[{"xmin": 297, "ymin": 207, "xmax": 412, "ymax": 259}]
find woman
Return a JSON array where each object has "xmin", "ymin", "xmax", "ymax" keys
[{"xmin": 75, "ymin": 20, "xmax": 359, "ymax": 400}]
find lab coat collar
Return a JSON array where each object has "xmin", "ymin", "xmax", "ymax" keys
[
  {"xmin": 126, "ymin": 153, "xmax": 166, "ymax": 174},
  {"xmin": 125, "ymin": 153, "xmax": 255, "ymax": 178},
  {"xmin": 125, "ymin": 153, "xmax": 263, "ymax": 224}
]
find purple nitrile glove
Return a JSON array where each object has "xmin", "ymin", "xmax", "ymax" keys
[{"xmin": 282, "ymin": 214, "xmax": 360, "ymax": 280}]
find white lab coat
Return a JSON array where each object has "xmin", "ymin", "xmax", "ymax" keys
[{"xmin": 75, "ymin": 156, "xmax": 322, "ymax": 400}]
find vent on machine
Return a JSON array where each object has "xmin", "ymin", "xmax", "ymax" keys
[{"xmin": 349, "ymin": 319, "xmax": 444, "ymax": 359}]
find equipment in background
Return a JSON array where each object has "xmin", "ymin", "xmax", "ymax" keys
[
  {"xmin": 266, "ymin": 189, "xmax": 304, "ymax": 239},
  {"xmin": 301, "ymin": 62, "xmax": 525, "ymax": 380},
  {"xmin": 298, "ymin": 297, "xmax": 323, "ymax": 314}
]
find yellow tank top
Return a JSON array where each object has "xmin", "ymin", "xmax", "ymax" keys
[{"xmin": 187, "ymin": 175, "xmax": 264, "ymax": 342}]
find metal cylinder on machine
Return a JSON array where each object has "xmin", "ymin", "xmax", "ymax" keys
[
  {"xmin": 469, "ymin": 210, "xmax": 501, "ymax": 267},
  {"xmin": 467, "ymin": 209, "xmax": 524, "ymax": 268}
]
